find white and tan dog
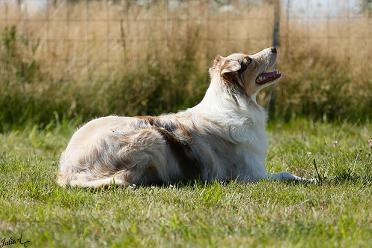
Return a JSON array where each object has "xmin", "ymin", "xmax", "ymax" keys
[{"xmin": 57, "ymin": 47, "xmax": 305, "ymax": 188}]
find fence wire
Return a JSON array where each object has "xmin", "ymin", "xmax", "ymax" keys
[{"xmin": 0, "ymin": 0, "xmax": 371, "ymax": 76}]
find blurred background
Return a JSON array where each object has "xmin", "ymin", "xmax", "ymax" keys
[{"xmin": 0, "ymin": 0, "xmax": 371, "ymax": 130}]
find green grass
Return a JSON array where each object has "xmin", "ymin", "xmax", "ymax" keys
[{"xmin": 0, "ymin": 119, "xmax": 371, "ymax": 247}]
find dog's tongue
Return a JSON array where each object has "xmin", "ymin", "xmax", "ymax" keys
[{"xmin": 255, "ymin": 71, "xmax": 281, "ymax": 85}]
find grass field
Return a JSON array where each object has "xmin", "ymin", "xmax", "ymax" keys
[{"xmin": 0, "ymin": 119, "xmax": 371, "ymax": 247}]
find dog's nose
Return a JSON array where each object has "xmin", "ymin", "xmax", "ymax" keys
[{"xmin": 271, "ymin": 47, "xmax": 277, "ymax": 54}]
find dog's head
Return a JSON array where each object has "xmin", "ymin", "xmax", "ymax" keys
[{"xmin": 210, "ymin": 47, "xmax": 281, "ymax": 98}]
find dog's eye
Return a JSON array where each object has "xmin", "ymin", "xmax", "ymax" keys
[
  {"xmin": 238, "ymin": 57, "xmax": 252, "ymax": 72},
  {"xmin": 244, "ymin": 57, "xmax": 252, "ymax": 64},
  {"xmin": 239, "ymin": 61, "xmax": 248, "ymax": 73}
]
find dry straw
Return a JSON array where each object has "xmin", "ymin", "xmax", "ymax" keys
[{"xmin": 0, "ymin": 1, "xmax": 371, "ymax": 128}]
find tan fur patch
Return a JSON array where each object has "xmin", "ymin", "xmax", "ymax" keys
[{"xmin": 212, "ymin": 55, "xmax": 223, "ymax": 69}]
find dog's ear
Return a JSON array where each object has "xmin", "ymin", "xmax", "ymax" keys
[
  {"xmin": 220, "ymin": 60, "xmax": 243, "ymax": 87},
  {"xmin": 221, "ymin": 60, "xmax": 241, "ymax": 75},
  {"xmin": 212, "ymin": 55, "xmax": 224, "ymax": 69}
]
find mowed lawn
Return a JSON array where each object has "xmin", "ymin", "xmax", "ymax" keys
[{"xmin": 0, "ymin": 119, "xmax": 371, "ymax": 247}]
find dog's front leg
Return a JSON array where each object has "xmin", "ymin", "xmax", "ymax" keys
[{"xmin": 269, "ymin": 171, "xmax": 315, "ymax": 182}]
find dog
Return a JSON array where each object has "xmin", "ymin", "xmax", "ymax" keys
[{"xmin": 57, "ymin": 47, "xmax": 306, "ymax": 188}]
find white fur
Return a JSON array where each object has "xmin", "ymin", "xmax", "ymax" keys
[{"xmin": 57, "ymin": 47, "xmax": 307, "ymax": 188}]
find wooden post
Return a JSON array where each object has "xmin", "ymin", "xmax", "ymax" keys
[{"xmin": 268, "ymin": 0, "xmax": 280, "ymax": 120}]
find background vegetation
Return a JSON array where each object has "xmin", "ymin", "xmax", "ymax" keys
[{"xmin": 0, "ymin": 1, "xmax": 371, "ymax": 132}]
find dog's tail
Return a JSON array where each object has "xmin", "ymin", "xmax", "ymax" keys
[{"xmin": 57, "ymin": 170, "xmax": 129, "ymax": 188}]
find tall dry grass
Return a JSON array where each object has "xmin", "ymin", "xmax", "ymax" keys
[
  {"xmin": 0, "ymin": 1, "xmax": 371, "ymax": 130},
  {"xmin": 276, "ymin": 13, "xmax": 372, "ymax": 121}
]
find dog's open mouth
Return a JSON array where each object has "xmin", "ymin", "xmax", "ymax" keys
[{"xmin": 255, "ymin": 70, "xmax": 281, "ymax": 85}]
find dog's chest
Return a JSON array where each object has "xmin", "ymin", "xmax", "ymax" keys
[
  {"xmin": 195, "ymin": 127, "xmax": 267, "ymax": 179},
  {"xmin": 229, "ymin": 119, "xmax": 267, "ymax": 150}
]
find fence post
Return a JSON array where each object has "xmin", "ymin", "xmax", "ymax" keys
[{"xmin": 268, "ymin": 0, "xmax": 281, "ymax": 120}]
